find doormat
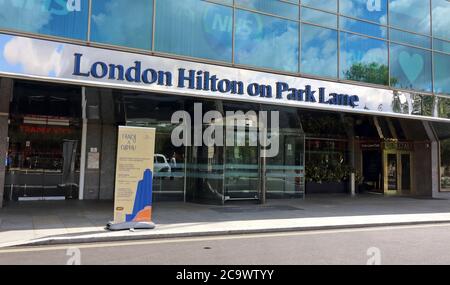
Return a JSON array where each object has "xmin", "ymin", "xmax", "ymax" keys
[{"xmin": 210, "ymin": 205, "xmax": 303, "ymax": 213}]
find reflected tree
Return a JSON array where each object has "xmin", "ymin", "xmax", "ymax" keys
[{"xmin": 343, "ymin": 62, "xmax": 393, "ymax": 86}]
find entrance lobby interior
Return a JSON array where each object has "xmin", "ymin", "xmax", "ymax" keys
[{"xmin": 0, "ymin": 79, "xmax": 449, "ymax": 207}]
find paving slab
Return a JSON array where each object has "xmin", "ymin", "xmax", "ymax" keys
[{"xmin": 1, "ymin": 195, "xmax": 450, "ymax": 247}]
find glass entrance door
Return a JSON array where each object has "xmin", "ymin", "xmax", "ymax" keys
[
  {"xmin": 383, "ymin": 151, "xmax": 413, "ymax": 195},
  {"xmin": 224, "ymin": 128, "xmax": 260, "ymax": 201}
]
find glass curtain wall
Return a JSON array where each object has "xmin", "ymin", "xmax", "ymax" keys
[{"xmin": 0, "ymin": 1, "xmax": 450, "ymax": 96}]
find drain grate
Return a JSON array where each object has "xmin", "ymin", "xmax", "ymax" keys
[{"xmin": 210, "ymin": 205, "xmax": 303, "ymax": 213}]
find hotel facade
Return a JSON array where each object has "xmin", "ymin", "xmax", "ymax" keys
[{"xmin": 0, "ymin": 0, "xmax": 450, "ymax": 207}]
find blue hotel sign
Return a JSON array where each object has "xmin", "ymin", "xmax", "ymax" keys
[{"xmin": 73, "ymin": 53, "xmax": 360, "ymax": 108}]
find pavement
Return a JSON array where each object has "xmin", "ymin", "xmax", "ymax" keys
[{"xmin": 1, "ymin": 194, "xmax": 450, "ymax": 247}]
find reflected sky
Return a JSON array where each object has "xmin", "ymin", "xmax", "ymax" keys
[
  {"xmin": 91, "ymin": 0, "xmax": 153, "ymax": 50},
  {"xmin": 389, "ymin": 0, "xmax": 430, "ymax": 35},
  {"xmin": 301, "ymin": 24, "xmax": 337, "ymax": 78},
  {"xmin": 340, "ymin": 0, "xmax": 387, "ymax": 24},
  {"xmin": 302, "ymin": 0, "xmax": 337, "ymax": 12},
  {"xmin": 432, "ymin": 0, "xmax": 450, "ymax": 41},
  {"xmin": 0, "ymin": 0, "xmax": 88, "ymax": 40},
  {"xmin": 155, "ymin": 0, "xmax": 233, "ymax": 62},
  {"xmin": 235, "ymin": 9, "xmax": 299, "ymax": 73},
  {"xmin": 340, "ymin": 16, "xmax": 386, "ymax": 39},
  {"xmin": 434, "ymin": 52, "xmax": 450, "ymax": 95}
]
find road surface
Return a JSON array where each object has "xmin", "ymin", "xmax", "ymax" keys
[{"xmin": 1, "ymin": 223, "xmax": 450, "ymax": 265}]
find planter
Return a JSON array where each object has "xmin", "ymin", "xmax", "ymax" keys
[{"xmin": 305, "ymin": 181, "xmax": 348, "ymax": 194}]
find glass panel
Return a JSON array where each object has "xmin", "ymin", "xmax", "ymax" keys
[
  {"xmin": 223, "ymin": 102, "xmax": 260, "ymax": 200},
  {"xmin": 390, "ymin": 29, "xmax": 431, "ymax": 49},
  {"xmin": 340, "ymin": 32, "xmax": 389, "ymax": 85},
  {"xmin": 301, "ymin": 7, "xmax": 337, "ymax": 29},
  {"xmin": 362, "ymin": 150, "xmax": 382, "ymax": 192},
  {"xmin": 90, "ymin": 0, "xmax": 153, "ymax": 50},
  {"xmin": 185, "ymin": 100, "xmax": 225, "ymax": 204},
  {"xmin": 434, "ymin": 52, "xmax": 450, "ymax": 95},
  {"xmin": 0, "ymin": 0, "xmax": 88, "ymax": 40},
  {"xmin": 235, "ymin": 0, "xmax": 299, "ymax": 20},
  {"xmin": 340, "ymin": 16, "xmax": 387, "ymax": 39},
  {"xmin": 389, "ymin": 0, "xmax": 430, "ymax": 35},
  {"xmin": 262, "ymin": 106, "xmax": 304, "ymax": 198},
  {"xmin": 302, "ymin": 0, "xmax": 337, "ymax": 12},
  {"xmin": 208, "ymin": 0, "xmax": 233, "ymax": 5},
  {"xmin": 410, "ymin": 93, "xmax": 435, "ymax": 117},
  {"xmin": 390, "ymin": 43, "xmax": 432, "ymax": 92},
  {"xmin": 155, "ymin": 0, "xmax": 233, "ymax": 62},
  {"xmin": 224, "ymin": 131, "xmax": 260, "ymax": 200},
  {"xmin": 387, "ymin": 153, "xmax": 398, "ymax": 190},
  {"xmin": 441, "ymin": 138, "xmax": 450, "ymax": 192},
  {"xmin": 266, "ymin": 134, "xmax": 305, "ymax": 198},
  {"xmin": 340, "ymin": 0, "xmax": 387, "ymax": 24},
  {"xmin": 434, "ymin": 38, "xmax": 450, "ymax": 54},
  {"xmin": 401, "ymin": 154, "xmax": 411, "ymax": 191},
  {"xmin": 6, "ymin": 81, "xmax": 82, "ymax": 201},
  {"xmin": 305, "ymin": 139, "xmax": 349, "ymax": 193},
  {"xmin": 121, "ymin": 92, "xmax": 187, "ymax": 201},
  {"xmin": 432, "ymin": 0, "xmax": 450, "ymax": 41},
  {"xmin": 301, "ymin": 24, "xmax": 338, "ymax": 78},
  {"xmin": 438, "ymin": 96, "xmax": 450, "ymax": 119},
  {"xmin": 234, "ymin": 9, "xmax": 299, "ymax": 72}
]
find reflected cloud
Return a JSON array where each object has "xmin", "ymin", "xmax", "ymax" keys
[
  {"xmin": 0, "ymin": 0, "xmax": 51, "ymax": 33},
  {"xmin": 301, "ymin": 25, "xmax": 337, "ymax": 78},
  {"xmin": 432, "ymin": 0, "xmax": 450, "ymax": 40},
  {"xmin": 235, "ymin": 11, "xmax": 298, "ymax": 72},
  {"xmin": 389, "ymin": 0, "xmax": 430, "ymax": 34},
  {"xmin": 3, "ymin": 37, "xmax": 63, "ymax": 76},
  {"xmin": 91, "ymin": 0, "xmax": 153, "ymax": 49}
]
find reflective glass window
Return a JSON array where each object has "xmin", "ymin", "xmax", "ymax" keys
[
  {"xmin": 438, "ymin": 97, "xmax": 450, "ymax": 119},
  {"xmin": 301, "ymin": 7, "xmax": 337, "ymax": 29},
  {"xmin": 390, "ymin": 29, "xmax": 431, "ymax": 49},
  {"xmin": 432, "ymin": 0, "xmax": 450, "ymax": 41},
  {"xmin": 234, "ymin": 9, "xmax": 299, "ymax": 72},
  {"xmin": 340, "ymin": 32, "xmax": 388, "ymax": 85},
  {"xmin": 340, "ymin": 16, "xmax": 386, "ymax": 39},
  {"xmin": 434, "ymin": 52, "xmax": 450, "ymax": 95},
  {"xmin": 91, "ymin": 0, "xmax": 153, "ymax": 50},
  {"xmin": 390, "ymin": 43, "xmax": 432, "ymax": 92},
  {"xmin": 302, "ymin": 0, "xmax": 337, "ymax": 12},
  {"xmin": 301, "ymin": 24, "xmax": 337, "ymax": 78},
  {"xmin": 235, "ymin": 0, "xmax": 299, "ymax": 20},
  {"xmin": 155, "ymin": 0, "xmax": 233, "ymax": 62},
  {"xmin": 0, "ymin": 0, "xmax": 88, "ymax": 40},
  {"xmin": 208, "ymin": 0, "xmax": 233, "ymax": 5},
  {"xmin": 340, "ymin": 0, "xmax": 387, "ymax": 24},
  {"xmin": 434, "ymin": 38, "xmax": 450, "ymax": 54},
  {"xmin": 389, "ymin": 0, "xmax": 430, "ymax": 35}
]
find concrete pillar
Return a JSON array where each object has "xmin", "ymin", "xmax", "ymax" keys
[
  {"xmin": 0, "ymin": 78, "xmax": 12, "ymax": 208},
  {"xmin": 82, "ymin": 87, "xmax": 117, "ymax": 200},
  {"xmin": 423, "ymin": 121, "xmax": 440, "ymax": 198}
]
